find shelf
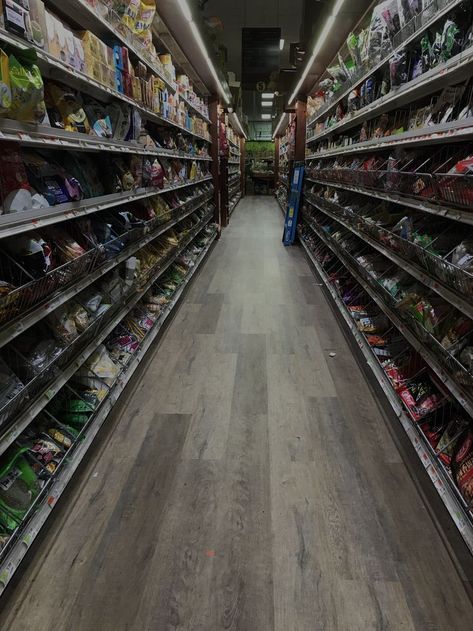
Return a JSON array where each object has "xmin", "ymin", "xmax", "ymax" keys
[
  {"xmin": 228, "ymin": 183, "xmax": 241, "ymax": 198},
  {"xmin": 306, "ymin": 118, "xmax": 473, "ymax": 159},
  {"xmin": 276, "ymin": 196, "xmax": 286, "ymax": 216},
  {"xmin": 306, "ymin": 43, "xmax": 473, "ymax": 145},
  {"xmin": 0, "ymin": 176, "xmax": 213, "ymax": 239},
  {"xmin": 229, "ymin": 195, "xmax": 241, "ymax": 216},
  {"xmin": 47, "ymin": 0, "xmax": 177, "ymax": 93},
  {"xmin": 178, "ymin": 93, "xmax": 211, "ymax": 124},
  {"xmin": 306, "ymin": 0, "xmax": 465, "ymax": 129},
  {"xmin": 228, "ymin": 159, "xmax": 240, "ymax": 165},
  {"xmin": 305, "ymin": 177, "xmax": 473, "ymax": 227},
  {"xmin": 298, "ymin": 230, "xmax": 473, "ymax": 557},
  {"xmin": 303, "ymin": 218, "xmax": 473, "ymax": 420},
  {"xmin": 0, "ymin": 229, "xmax": 216, "ymax": 595},
  {"xmin": 0, "ymin": 191, "xmax": 213, "ymax": 349},
  {"xmin": 304, "ymin": 194, "xmax": 473, "ymax": 321},
  {"xmin": 0, "ymin": 29, "xmax": 211, "ymax": 144},
  {"xmin": 0, "ymin": 119, "xmax": 212, "ymax": 159},
  {"xmin": 0, "ymin": 213, "xmax": 214, "ymax": 460}
]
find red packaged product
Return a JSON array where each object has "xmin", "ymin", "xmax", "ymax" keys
[{"xmin": 452, "ymin": 430, "xmax": 473, "ymax": 505}]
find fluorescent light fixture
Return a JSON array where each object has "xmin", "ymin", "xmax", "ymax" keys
[
  {"xmin": 280, "ymin": 38, "xmax": 285, "ymax": 51},
  {"xmin": 262, "ymin": 101, "xmax": 272, "ymax": 107},
  {"xmin": 177, "ymin": 0, "xmax": 230, "ymax": 104},
  {"xmin": 176, "ymin": 0, "xmax": 192, "ymax": 21},
  {"xmin": 233, "ymin": 113, "xmax": 247, "ymax": 139},
  {"xmin": 272, "ymin": 112, "xmax": 286, "ymax": 139},
  {"xmin": 288, "ymin": 0, "xmax": 346, "ymax": 105},
  {"xmin": 261, "ymin": 114, "xmax": 271, "ymax": 120},
  {"xmin": 262, "ymin": 93, "xmax": 274, "ymax": 99}
]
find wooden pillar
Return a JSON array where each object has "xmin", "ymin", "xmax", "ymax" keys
[
  {"xmin": 220, "ymin": 155, "xmax": 229, "ymax": 227},
  {"xmin": 240, "ymin": 137, "xmax": 245, "ymax": 198},
  {"xmin": 274, "ymin": 136, "xmax": 280, "ymax": 190},
  {"xmin": 209, "ymin": 94, "xmax": 221, "ymax": 228},
  {"xmin": 294, "ymin": 99, "xmax": 307, "ymax": 163}
]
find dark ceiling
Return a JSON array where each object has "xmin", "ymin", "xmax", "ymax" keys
[{"xmin": 200, "ymin": 0, "xmax": 307, "ymax": 139}]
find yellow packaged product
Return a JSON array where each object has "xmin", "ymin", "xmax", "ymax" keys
[
  {"xmin": 0, "ymin": 49, "xmax": 11, "ymax": 114},
  {"xmin": 77, "ymin": 30, "xmax": 101, "ymax": 62}
]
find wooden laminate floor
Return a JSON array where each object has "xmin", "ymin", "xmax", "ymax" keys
[{"xmin": 1, "ymin": 196, "xmax": 473, "ymax": 630}]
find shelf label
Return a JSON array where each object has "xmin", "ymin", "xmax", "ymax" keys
[
  {"xmin": 0, "ymin": 561, "xmax": 16, "ymax": 586},
  {"xmin": 22, "ymin": 526, "xmax": 38, "ymax": 547}
]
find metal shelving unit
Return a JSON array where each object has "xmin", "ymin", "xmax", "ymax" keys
[
  {"xmin": 0, "ymin": 211, "xmax": 214, "ymax": 458},
  {"xmin": 301, "ymin": 0, "xmax": 473, "ymax": 558},
  {"xmin": 307, "ymin": 44, "xmax": 473, "ymax": 146},
  {"xmin": 306, "ymin": 118, "xmax": 473, "ymax": 159},
  {"xmin": 0, "ymin": 0, "xmax": 219, "ymax": 595},
  {"xmin": 0, "ymin": 228, "xmax": 217, "ymax": 594},
  {"xmin": 0, "ymin": 190, "xmax": 213, "ymax": 348},
  {"xmin": 304, "ymin": 194, "xmax": 473, "ymax": 320},
  {"xmin": 0, "ymin": 120, "xmax": 212, "ymax": 159},
  {"xmin": 299, "ymin": 229, "xmax": 473, "ymax": 556},
  {"xmin": 0, "ymin": 26, "xmax": 211, "ymax": 144},
  {"xmin": 0, "ymin": 176, "xmax": 213, "ymax": 239},
  {"xmin": 306, "ymin": 0, "xmax": 466, "ymax": 131}
]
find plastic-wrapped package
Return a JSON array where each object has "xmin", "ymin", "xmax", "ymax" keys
[
  {"xmin": 18, "ymin": 431, "xmax": 65, "ymax": 476},
  {"xmin": 346, "ymin": 32, "xmax": 362, "ymax": 68},
  {"xmin": 410, "ymin": 54, "xmax": 423, "ymax": 80},
  {"xmin": 0, "ymin": 357, "xmax": 24, "ymax": 409},
  {"xmin": 6, "ymin": 232, "xmax": 54, "ymax": 278},
  {"xmin": 48, "ymin": 302, "xmax": 90, "ymax": 343},
  {"xmin": 380, "ymin": 0, "xmax": 401, "ymax": 40},
  {"xmin": 430, "ymin": 32, "xmax": 442, "ymax": 67},
  {"xmin": 83, "ymin": 98, "xmax": 113, "ymax": 138},
  {"xmin": 452, "ymin": 430, "xmax": 473, "ymax": 504},
  {"xmin": 8, "ymin": 50, "xmax": 46, "ymax": 123},
  {"xmin": 0, "ymin": 447, "xmax": 40, "ymax": 531},
  {"xmin": 398, "ymin": 0, "xmax": 420, "ymax": 26},
  {"xmin": 150, "ymin": 159, "xmax": 165, "ymax": 188},
  {"xmin": 23, "ymin": 338, "xmax": 64, "ymax": 377},
  {"xmin": 347, "ymin": 89, "xmax": 360, "ymax": 113},
  {"xmin": 451, "ymin": 241, "xmax": 473, "ymax": 272},
  {"xmin": 109, "ymin": 102, "xmax": 132, "ymax": 141},
  {"xmin": 421, "ymin": 0, "xmax": 436, "ymax": 23},
  {"xmin": 420, "ymin": 34, "xmax": 431, "ymax": 72},
  {"xmin": 441, "ymin": 19, "xmax": 461, "ymax": 62},
  {"xmin": 441, "ymin": 315, "xmax": 472, "ymax": 349},
  {"xmin": 80, "ymin": 344, "xmax": 120, "ymax": 386},
  {"xmin": 45, "ymin": 84, "xmax": 90, "ymax": 134},
  {"xmin": 436, "ymin": 415, "xmax": 469, "ymax": 465},
  {"xmin": 389, "ymin": 50, "xmax": 408, "ymax": 87}
]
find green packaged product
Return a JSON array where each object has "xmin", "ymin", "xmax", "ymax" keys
[
  {"xmin": 0, "ymin": 446, "xmax": 40, "ymax": 531},
  {"xmin": 8, "ymin": 49, "xmax": 46, "ymax": 123}
]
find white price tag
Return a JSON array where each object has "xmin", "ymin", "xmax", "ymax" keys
[
  {"xmin": 22, "ymin": 526, "xmax": 38, "ymax": 547},
  {"xmin": 0, "ymin": 561, "xmax": 16, "ymax": 585}
]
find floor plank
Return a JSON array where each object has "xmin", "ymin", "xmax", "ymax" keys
[{"xmin": 1, "ymin": 196, "xmax": 472, "ymax": 631}]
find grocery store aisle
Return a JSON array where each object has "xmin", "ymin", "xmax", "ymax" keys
[{"xmin": 2, "ymin": 196, "xmax": 473, "ymax": 630}]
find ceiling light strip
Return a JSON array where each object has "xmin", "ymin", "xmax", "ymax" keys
[
  {"xmin": 232, "ymin": 113, "xmax": 248, "ymax": 139},
  {"xmin": 272, "ymin": 112, "xmax": 287, "ymax": 138},
  {"xmin": 177, "ymin": 0, "xmax": 230, "ymax": 104},
  {"xmin": 288, "ymin": 0, "xmax": 346, "ymax": 105}
]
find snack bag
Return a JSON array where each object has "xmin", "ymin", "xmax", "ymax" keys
[
  {"xmin": 83, "ymin": 98, "xmax": 113, "ymax": 138},
  {"xmin": 8, "ymin": 50, "xmax": 46, "ymax": 123},
  {"xmin": 0, "ymin": 446, "xmax": 41, "ymax": 531},
  {"xmin": 45, "ymin": 83, "xmax": 91, "ymax": 134},
  {"xmin": 0, "ymin": 48, "xmax": 11, "ymax": 114},
  {"xmin": 452, "ymin": 430, "xmax": 473, "ymax": 504}
]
